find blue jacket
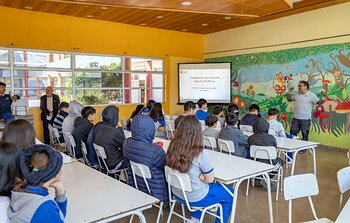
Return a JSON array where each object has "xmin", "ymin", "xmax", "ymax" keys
[
  {"xmin": 123, "ymin": 114, "xmax": 168, "ymax": 202},
  {"xmin": 195, "ymin": 110, "xmax": 208, "ymax": 121},
  {"xmin": 8, "ymin": 185, "xmax": 67, "ymax": 223},
  {"xmin": 0, "ymin": 94, "xmax": 12, "ymax": 113}
]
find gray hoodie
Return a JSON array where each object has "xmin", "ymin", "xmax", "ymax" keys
[{"xmin": 62, "ymin": 100, "xmax": 84, "ymax": 134}]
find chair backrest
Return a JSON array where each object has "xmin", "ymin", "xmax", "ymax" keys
[
  {"xmin": 130, "ymin": 161, "xmax": 152, "ymax": 193},
  {"xmin": 93, "ymin": 143, "xmax": 107, "ymax": 159},
  {"xmin": 165, "ymin": 122, "xmax": 174, "ymax": 140},
  {"xmin": 337, "ymin": 166, "xmax": 350, "ymax": 194},
  {"xmin": 216, "ymin": 121, "xmax": 222, "ymax": 129},
  {"xmin": 12, "ymin": 99, "xmax": 29, "ymax": 116},
  {"xmin": 52, "ymin": 127, "xmax": 61, "ymax": 139},
  {"xmin": 240, "ymin": 125, "xmax": 253, "ymax": 132},
  {"xmin": 218, "ymin": 138, "xmax": 235, "ymax": 155},
  {"xmin": 81, "ymin": 140, "xmax": 89, "ymax": 164},
  {"xmin": 164, "ymin": 114, "xmax": 171, "ymax": 120},
  {"xmin": 203, "ymin": 135, "xmax": 217, "ymax": 149},
  {"xmin": 48, "ymin": 124, "xmax": 56, "ymax": 145},
  {"xmin": 250, "ymin": 145, "xmax": 277, "ymax": 163},
  {"xmin": 121, "ymin": 118, "xmax": 128, "ymax": 129},
  {"xmin": 165, "ymin": 166, "xmax": 192, "ymax": 192},
  {"xmin": 172, "ymin": 116, "xmax": 178, "ymax": 120},
  {"xmin": 63, "ymin": 132, "xmax": 76, "ymax": 158},
  {"xmin": 284, "ymin": 173, "xmax": 319, "ymax": 200},
  {"xmin": 268, "ymin": 128, "xmax": 278, "ymax": 137}
]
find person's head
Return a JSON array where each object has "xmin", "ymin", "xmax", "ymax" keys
[
  {"xmin": 68, "ymin": 100, "xmax": 84, "ymax": 117},
  {"xmin": 131, "ymin": 114, "xmax": 156, "ymax": 142},
  {"xmin": 131, "ymin": 104, "xmax": 145, "ymax": 118},
  {"xmin": 45, "ymin": 86, "xmax": 53, "ymax": 97},
  {"xmin": 0, "ymin": 82, "xmax": 6, "ymax": 95},
  {"xmin": 167, "ymin": 115, "xmax": 203, "ymax": 173},
  {"xmin": 58, "ymin": 102, "xmax": 69, "ymax": 113},
  {"xmin": 205, "ymin": 115, "xmax": 218, "ymax": 128},
  {"xmin": 252, "ymin": 118, "xmax": 270, "ymax": 134},
  {"xmin": 184, "ymin": 101, "xmax": 196, "ymax": 115},
  {"xmin": 81, "ymin": 106, "xmax": 96, "ymax": 123},
  {"xmin": 248, "ymin": 104, "xmax": 260, "ymax": 114},
  {"xmin": 146, "ymin": 100, "xmax": 156, "ymax": 110},
  {"xmin": 0, "ymin": 142, "xmax": 21, "ymax": 196},
  {"xmin": 213, "ymin": 105, "xmax": 223, "ymax": 116},
  {"xmin": 197, "ymin": 99, "xmax": 207, "ymax": 110},
  {"xmin": 2, "ymin": 119, "xmax": 36, "ymax": 150},
  {"xmin": 149, "ymin": 102, "xmax": 164, "ymax": 121},
  {"xmin": 267, "ymin": 108, "xmax": 279, "ymax": 120},
  {"xmin": 225, "ymin": 112, "xmax": 239, "ymax": 126},
  {"xmin": 102, "ymin": 105, "xmax": 119, "ymax": 126},
  {"xmin": 227, "ymin": 103, "xmax": 239, "ymax": 114},
  {"xmin": 298, "ymin": 81, "xmax": 309, "ymax": 93},
  {"xmin": 16, "ymin": 144, "xmax": 63, "ymax": 190}
]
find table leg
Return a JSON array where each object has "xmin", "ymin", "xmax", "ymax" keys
[
  {"xmin": 291, "ymin": 150, "xmax": 299, "ymax": 175},
  {"xmin": 311, "ymin": 147, "xmax": 317, "ymax": 175},
  {"xmin": 97, "ymin": 209, "xmax": 148, "ymax": 223},
  {"xmin": 263, "ymin": 173, "xmax": 274, "ymax": 223}
]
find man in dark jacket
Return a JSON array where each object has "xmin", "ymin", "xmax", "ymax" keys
[
  {"xmin": 94, "ymin": 105, "xmax": 126, "ymax": 170},
  {"xmin": 72, "ymin": 106, "xmax": 96, "ymax": 159},
  {"xmin": 123, "ymin": 114, "xmax": 168, "ymax": 203},
  {"xmin": 40, "ymin": 86, "xmax": 60, "ymax": 144}
]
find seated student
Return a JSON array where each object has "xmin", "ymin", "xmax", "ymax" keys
[
  {"xmin": 227, "ymin": 103, "xmax": 240, "ymax": 127},
  {"xmin": 126, "ymin": 104, "xmax": 144, "ymax": 131},
  {"xmin": 123, "ymin": 114, "xmax": 168, "ymax": 202},
  {"xmin": 218, "ymin": 113, "xmax": 250, "ymax": 158},
  {"xmin": 149, "ymin": 102, "xmax": 167, "ymax": 139},
  {"xmin": 195, "ymin": 98, "xmax": 208, "ymax": 121},
  {"xmin": 62, "ymin": 100, "xmax": 84, "ymax": 134},
  {"xmin": 203, "ymin": 115, "xmax": 220, "ymax": 139},
  {"xmin": 213, "ymin": 105, "xmax": 225, "ymax": 128},
  {"xmin": 240, "ymin": 103, "xmax": 260, "ymax": 126},
  {"xmin": 140, "ymin": 100, "xmax": 156, "ymax": 115},
  {"xmin": 174, "ymin": 101, "xmax": 196, "ymax": 129},
  {"xmin": 266, "ymin": 108, "xmax": 286, "ymax": 137},
  {"xmin": 2, "ymin": 119, "xmax": 36, "ymax": 150},
  {"xmin": 167, "ymin": 115, "xmax": 234, "ymax": 223},
  {"xmin": 0, "ymin": 82, "xmax": 14, "ymax": 124},
  {"xmin": 8, "ymin": 144, "xmax": 67, "ymax": 222},
  {"xmin": 53, "ymin": 102, "xmax": 69, "ymax": 143},
  {"xmin": 94, "ymin": 105, "xmax": 126, "ymax": 170},
  {"xmin": 72, "ymin": 106, "xmax": 96, "ymax": 159},
  {"xmin": 0, "ymin": 142, "xmax": 21, "ymax": 223}
]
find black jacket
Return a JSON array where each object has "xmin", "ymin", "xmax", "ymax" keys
[
  {"xmin": 72, "ymin": 117, "xmax": 93, "ymax": 159},
  {"xmin": 0, "ymin": 94, "xmax": 12, "ymax": 113},
  {"xmin": 40, "ymin": 94, "xmax": 60, "ymax": 122}
]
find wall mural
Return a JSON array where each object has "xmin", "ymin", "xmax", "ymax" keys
[{"xmin": 205, "ymin": 42, "xmax": 350, "ymax": 148}]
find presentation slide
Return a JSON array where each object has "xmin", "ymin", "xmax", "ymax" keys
[{"xmin": 178, "ymin": 63, "xmax": 231, "ymax": 103}]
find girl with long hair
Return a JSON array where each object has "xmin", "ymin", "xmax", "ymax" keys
[
  {"xmin": 1, "ymin": 119, "xmax": 36, "ymax": 150},
  {"xmin": 149, "ymin": 103, "xmax": 166, "ymax": 139},
  {"xmin": 167, "ymin": 115, "xmax": 234, "ymax": 223}
]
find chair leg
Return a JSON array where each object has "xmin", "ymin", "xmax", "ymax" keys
[
  {"xmin": 156, "ymin": 202, "xmax": 164, "ymax": 223},
  {"xmin": 129, "ymin": 215, "xmax": 134, "ymax": 223},
  {"xmin": 245, "ymin": 178, "xmax": 250, "ymax": 197},
  {"xmin": 166, "ymin": 200, "xmax": 176, "ymax": 223},
  {"xmin": 276, "ymin": 167, "xmax": 281, "ymax": 202},
  {"xmin": 339, "ymin": 193, "xmax": 343, "ymax": 212},
  {"xmin": 181, "ymin": 204, "xmax": 186, "ymax": 223}
]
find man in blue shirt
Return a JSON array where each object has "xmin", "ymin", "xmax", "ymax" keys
[
  {"xmin": 195, "ymin": 98, "xmax": 208, "ymax": 121},
  {"xmin": 0, "ymin": 82, "xmax": 14, "ymax": 123}
]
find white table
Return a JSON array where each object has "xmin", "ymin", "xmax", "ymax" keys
[
  {"xmin": 62, "ymin": 152, "xmax": 77, "ymax": 164},
  {"xmin": 336, "ymin": 197, "xmax": 350, "ymax": 223},
  {"xmin": 60, "ymin": 162, "xmax": 158, "ymax": 223},
  {"xmin": 275, "ymin": 137, "xmax": 319, "ymax": 175},
  {"xmin": 207, "ymin": 150, "xmax": 276, "ymax": 223}
]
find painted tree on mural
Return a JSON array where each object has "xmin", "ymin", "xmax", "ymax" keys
[{"xmin": 232, "ymin": 70, "xmax": 247, "ymax": 95}]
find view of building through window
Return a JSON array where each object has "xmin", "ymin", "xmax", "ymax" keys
[{"xmin": 0, "ymin": 48, "xmax": 164, "ymax": 106}]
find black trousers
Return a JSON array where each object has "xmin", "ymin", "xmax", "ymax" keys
[
  {"xmin": 290, "ymin": 118, "xmax": 311, "ymax": 141},
  {"xmin": 42, "ymin": 118, "xmax": 52, "ymax": 145}
]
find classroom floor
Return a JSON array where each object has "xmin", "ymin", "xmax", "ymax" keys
[{"xmin": 114, "ymin": 146, "xmax": 349, "ymax": 223}]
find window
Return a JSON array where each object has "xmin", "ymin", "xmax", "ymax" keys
[{"xmin": 3, "ymin": 48, "xmax": 164, "ymax": 106}]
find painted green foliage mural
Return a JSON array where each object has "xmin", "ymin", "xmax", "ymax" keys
[{"xmin": 205, "ymin": 42, "xmax": 350, "ymax": 148}]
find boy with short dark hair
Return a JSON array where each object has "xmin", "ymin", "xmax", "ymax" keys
[
  {"xmin": 240, "ymin": 103, "xmax": 260, "ymax": 126},
  {"xmin": 203, "ymin": 115, "xmax": 220, "ymax": 139},
  {"xmin": 266, "ymin": 108, "xmax": 286, "ymax": 137},
  {"xmin": 213, "ymin": 105, "xmax": 225, "ymax": 128},
  {"xmin": 174, "ymin": 101, "xmax": 196, "ymax": 129}
]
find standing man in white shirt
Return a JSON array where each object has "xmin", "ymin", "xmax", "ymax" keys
[
  {"xmin": 286, "ymin": 81, "xmax": 324, "ymax": 153},
  {"xmin": 40, "ymin": 86, "xmax": 60, "ymax": 144}
]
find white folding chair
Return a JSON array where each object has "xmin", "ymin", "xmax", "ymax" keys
[
  {"xmin": 165, "ymin": 122, "xmax": 175, "ymax": 140},
  {"xmin": 164, "ymin": 114, "xmax": 171, "ymax": 120},
  {"xmin": 81, "ymin": 141, "xmax": 98, "ymax": 169},
  {"xmin": 337, "ymin": 166, "xmax": 350, "ymax": 211},
  {"xmin": 246, "ymin": 145, "xmax": 283, "ymax": 201},
  {"xmin": 48, "ymin": 124, "xmax": 58, "ymax": 146},
  {"xmin": 63, "ymin": 132, "xmax": 77, "ymax": 159},
  {"xmin": 347, "ymin": 150, "xmax": 350, "ymax": 165},
  {"xmin": 172, "ymin": 116, "xmax": 178, "ymax": 120},
  {"xmin": 93, "ymin": 143, "xmax": 127, "ymax": 181},
  {"xmin": 217, "ymin": 138, "xmax": 235, "ymax": 155},
  {"xmin": 129, "ymin": 161, "xmax": 164, "ymax": 223},
  {"xmin": 165, "ymin": 166, "xmax": 224, "ymax": 223},
  {"xmin": 284, "ymin": 173, "xmax": 332, "ymax": 223},
  {"xmin": 240, "ymin": 124, "xmax": 253, "ymax": 132},
  {"xmin": 203, "ymin": 135, "xmax": 217, "ymax": 150},
  {"xmin": 12, "ymin": 98, "xmax": 29, "ymax": 116},
  {"xmin": 121, "ymin": 117, "xmax": 128, "ymax": 130}
]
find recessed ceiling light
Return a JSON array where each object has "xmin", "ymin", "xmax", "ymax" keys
[
  {"xmin": 156, "ymin": 15, "xmax": 164, "ymax": 19},
  {"xmin": 181, "ymin": 1, "xmax": 192, "ymax": 6},
  {"xmin": 202, "ymin": 23, "xmax": 208, "ymax": 26},
  {"xmin": 224, "ymin": 16, "xmax": 231, "ymax": 20},
  {"xmin": 100, "ymin": 6, "xmax": 109, "ymax": 10},
  {"xmin": 140, "ymin": 23, "xmax": 146, "ymax": 26},
  {"xmin": 86, "ymin": 15, "xmax": 94, "ymax": 18},
  {"xmin": 24, "ymin": 6, "xmax": 33, "ymax": 10},
  {"xmin": 182, "ymin": 29, "xmax": 188, "ymax": 32}
]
